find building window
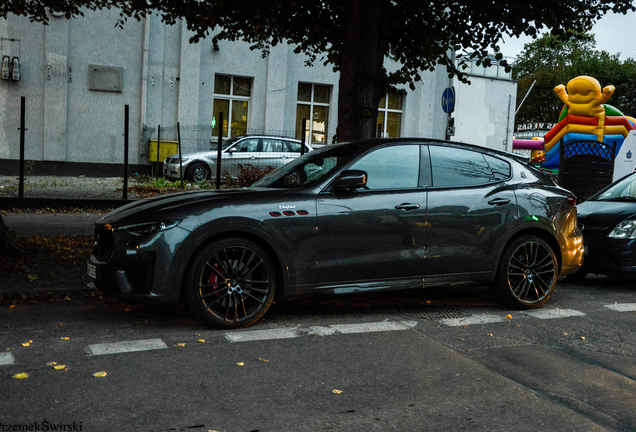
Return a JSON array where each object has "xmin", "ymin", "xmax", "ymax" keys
[
  {"xmin": 213, "ymin": 75, "xmax": 252, "ymax": 139},
  {"xmin": 296, "ymin": 83, "xmax": 330, "ymax": 146},
  {"xmin": 377, "ymin": 90, "xmax": 403, "ymax": 138}
]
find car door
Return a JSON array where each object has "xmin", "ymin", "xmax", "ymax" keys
[
  {"xmin": 259, "ymin": 138, "xmax": 288, "ymax": 170},
  {"xmin": 425, "ymin": 145, "xmax": 518, "ymax": 281},
  {"xmin": 223, "ymin": 137, "xmax": 260, "ymax": 176},
  {"xmin": 315, "ymin": 144, "xmax": 429, "ymax": 292}
]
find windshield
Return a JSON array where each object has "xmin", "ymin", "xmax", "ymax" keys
[
  {"xmin": 251, "ymin": 142, "xmax": 364, "ymax": 188},
  {"xmin": 592, "ymin": 172, "xmax": 636, "ymax": 201}
]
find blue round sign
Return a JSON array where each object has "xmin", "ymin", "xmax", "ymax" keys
[{"xmin": 441, "ymin": 87, "xmax": 455, "ymax": 114}]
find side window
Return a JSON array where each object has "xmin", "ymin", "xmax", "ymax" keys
[
  {"xmin": 285, "ymin": 141, "xmax": 301, "ymax": 152},
  {"xmin": 262, "ymin": 139, "xmax": 284, "ymax": 153},
  {"xmin": 349, "ymin": 145, "xmax": 420, "ymax": 190},
  {"xmin": 233, "ymin": 139, "xmax": 259, "ymax": 153},
  {"xmin": 484, "ymin": 155, "xmax": 511, "ymax": 181},
  {"xmin": 429, "ymin": 146, "xmax": 494, "ymax": 187}
]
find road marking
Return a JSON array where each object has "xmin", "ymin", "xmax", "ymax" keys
[
  {"xmin": 603, "ymin": 303, "xmax": 636, "ymax": 312},
  {"xmin": 0, "ymin": 352, "xmax": 14, "ymax": 366},
  {"xmin": 523, "ymin": 308, "xmax": 586, "ymax": 319},
  {"xmin": 86, "ymin": 338, "xmax": 168, "ymax": 356},
  {"xmin": 441, "ymin": 315, "xmax": 506, "ymax": 327},
  {"xmin": 225, "ymin": 320, "xmax": 418, "ymax": 342}
]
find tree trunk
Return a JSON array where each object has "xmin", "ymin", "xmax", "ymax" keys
[
  {"xmin": 336, "ymin": 0, "xmax": 389, "ymax": 142},
  {"xmin": 0, "ymin": 214, "xmax": 20, "ymax": 256}
]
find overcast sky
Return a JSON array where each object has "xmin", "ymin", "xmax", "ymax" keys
[{"xmin": 499, "ymin": 8, "xmax": 636, "ymax": 61}]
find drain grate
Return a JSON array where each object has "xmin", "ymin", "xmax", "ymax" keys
[{"xmin": 399, "ymin": 305, "xmax": 470, "ymax": 320}]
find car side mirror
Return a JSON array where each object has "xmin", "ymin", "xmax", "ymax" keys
[
  {"xmin": 227, "ymin": 147, "xmax": 237, "ymax": 153},
  {"xmin": 333, "ymin": 170, "xmax": 367, "ymax": 192}
]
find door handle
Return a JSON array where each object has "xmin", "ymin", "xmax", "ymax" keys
[
  {"xmin": 395, "ymin": 203, "xmax": 421, "ymax": 211},
  {"xmin": 488, "ymin": 198, "xmax": 511, "ymax": 206}
]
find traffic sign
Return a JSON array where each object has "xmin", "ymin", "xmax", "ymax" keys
[{"xmin": 442, "ymin": 87, "xmax": 455, "ymax": 114}]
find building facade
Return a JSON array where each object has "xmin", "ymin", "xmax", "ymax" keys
[{"xmin": 0, "ymin": 9, "xmax": 517, "ymax": 176}]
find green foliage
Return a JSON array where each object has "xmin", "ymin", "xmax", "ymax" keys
[{"xmin": 513, "ymin": 32, "xmax": 636, "ymax": 125}]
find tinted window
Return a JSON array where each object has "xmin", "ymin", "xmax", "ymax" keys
[
  {"xmin": 350, "ymin": 145, "xmax": 420, "ymax": 190},
  {"xmin": 430, "ymin": 146, "xmax": 494, "ymax": 187},
  {"xmin": 484, "ymin": 155, "xmax": 511, "ymax": 180},
  {"xmin": 286, "ymin": 141, "xmax": 302, "ymax": 152}
]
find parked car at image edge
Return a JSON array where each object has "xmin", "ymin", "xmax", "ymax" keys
[
  {"xmin": 163, "ymin": 135, "xmax": 312, "ymax": 183},
  {"xmin": 575, "ymin": 171, "xmax": 636, "ymax": 278},
  {"xmin": 89, "ymin": 138, "xmax": 584, "ymax": 329}
]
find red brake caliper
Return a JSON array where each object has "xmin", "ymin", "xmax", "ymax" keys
[{"xmin": 207, "ymin": 265, "xmax": 222, "ymax": 298}]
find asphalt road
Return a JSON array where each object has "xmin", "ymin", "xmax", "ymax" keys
[{"xmin": 1, "ymin": 276, "xmax": 635, "ymax": 431}]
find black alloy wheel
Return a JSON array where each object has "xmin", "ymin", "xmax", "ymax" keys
[
  {"xmin": 185, "ymin": 238, "xmax": 276, "ymax": 329},
  {"xmin": 187, "ymin": 162, "xmax": 210, "ymax": 183},
  {"xmin": 491, "ymin": 235, "xmax": 558, "ymax": 309}
]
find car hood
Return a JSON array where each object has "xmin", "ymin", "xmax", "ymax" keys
[
  {"xmin": 166, "ymin": 150, "xmax": 218, "ymax": 160},
  {"xmin": 577, "ymin": 200, "xmax": 636, "ymax": 227},
  {"xmin": 96, "ymin": 187, "xmax": 291, "ymax": 227}
]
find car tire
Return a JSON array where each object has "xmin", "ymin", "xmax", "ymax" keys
[
  {"xmin": 185, "ymin": 238, "xmax": 277, "ymax": 329},
  {"xmin": 186, "ymin": 162, "xmax": 210, "ymax": 183},
  {"xmin": 490, "ymin": 235, "xmax": 558, "ymax": 309}
]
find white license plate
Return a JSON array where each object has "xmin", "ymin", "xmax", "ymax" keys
[{"xmin": 87, "ymin": 262, "xmax": 97, "ymax": 279}]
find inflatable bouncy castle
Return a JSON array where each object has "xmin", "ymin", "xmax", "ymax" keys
[{"xmin": 541, "ymin": 76, "xmax": 636, "ymax": 168}]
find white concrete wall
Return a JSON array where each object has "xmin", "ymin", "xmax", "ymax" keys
[{"xmin": 0, "ymin": 8, "xmax": 517, "ymax": 170}]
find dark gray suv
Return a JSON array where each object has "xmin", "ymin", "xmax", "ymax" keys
[{"xmin": 90, "ymin": 138, "xmax": 584, "ymax": 329}]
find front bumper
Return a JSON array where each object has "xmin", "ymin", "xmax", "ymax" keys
[
  {"xmin": 162, "ymin": 163, "xmax": 181, "ymax": 179},
  {"xmin": 87, "ymin": 223, "xmax": 187, "ymax": 303},
  {"xmin": 582, "ymin": 235, "xmax": 636, "ymax": 274}
]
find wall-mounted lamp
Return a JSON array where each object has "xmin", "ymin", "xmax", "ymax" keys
[
  {"xmin": 1, "ymin": 56, "xmax": 9, "ymax": 80},
  {"xmin": 11, "ymin": 57, "xmax": 20, "ymax": 81}
]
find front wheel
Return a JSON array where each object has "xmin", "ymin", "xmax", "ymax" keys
[
  {"xmin": 185, "ymin": 238, "xmax": 276, "ymax": 329},
  {"xmin": 490, "ymin": 235, "xmax": 558, "ymax": 309},
  {"xmin": 186, "ymin": 162, "xmax": 210, "ymax": 183}
]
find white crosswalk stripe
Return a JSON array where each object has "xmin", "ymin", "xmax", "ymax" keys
[
  {"xmin": 86, "ymin": 338, "xmax": 168, "ymax": 356},
  {"xmin": 441, "ymin": 315, "xmax": 507, "ymax": 327},
  {"xmin": 603, "ymin": 303, "xmax": 636, "ymax": 312},
  {"xmin": 225, "ymin": 320, "xmax": 418, "ymax": 342},
  {"xmin": 522, "ymin": 308, "xmax": 586, "ymax": 319},
  {"xmin": 0, "ymin": 352, "xmax": 14, "ymax": 365}
]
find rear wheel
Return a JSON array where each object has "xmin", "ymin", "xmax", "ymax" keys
[
  {"xmin": 185, "ymin": 238, "xmax": 276, "ymax": 329},
  {"xmin": 186, "ymin": 162, "xmax": 210, "ymax": 183},
  {"xmin": 491, "ymin": 235, "xmax": 558, "ymax": 309}
]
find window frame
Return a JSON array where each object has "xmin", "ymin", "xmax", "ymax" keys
[
  {"xmin": 296, "ymin": 83, "xmax": 331, "ymax": 146},
  {"xmin": 213, "ymin": 74, "xmax": 253, "ymax": 139}
]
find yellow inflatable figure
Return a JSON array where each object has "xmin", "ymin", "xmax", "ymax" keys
[{"xmin": 554, "ymin": 76, "xmax": 615, "ymax": 141}]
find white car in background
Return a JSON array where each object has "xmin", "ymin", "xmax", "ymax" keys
[{"xmin": 163, "ymin": 135, "xmax": 312, "ymax": 183}]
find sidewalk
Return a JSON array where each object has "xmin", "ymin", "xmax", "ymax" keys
[{"xmin": 2, "ymin": 212, "xmax": 105, "ymax": 237}]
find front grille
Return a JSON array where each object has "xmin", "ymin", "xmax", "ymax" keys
[{"xmin": 95, "ymin": 226, "xmax": 115, "ymax": 261}]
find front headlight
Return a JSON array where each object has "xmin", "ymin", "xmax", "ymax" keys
[
  {"xmin": 116, "ymin": 220, "xmax": 182, "ymax": 235},
  {"xmin": 608, "ymin": 220, "xmax": 636, "ymax": 239}
]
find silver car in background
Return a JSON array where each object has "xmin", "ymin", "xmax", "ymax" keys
[{"xmin": 163, "ymin": 135, "xmax": 312, "ymax": 183}]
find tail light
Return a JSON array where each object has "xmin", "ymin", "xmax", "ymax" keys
[{"xmin": 565, "ymin": 194, "xmax": 577, "ymax": 206}]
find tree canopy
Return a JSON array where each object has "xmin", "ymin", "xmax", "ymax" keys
[
  {"xmin": 513, "ymin": 32, "xmax": 636, "ymax": 126},
  {"xmin": 2, "ymin": 0, "xmax": 634, "ymax": 140}
]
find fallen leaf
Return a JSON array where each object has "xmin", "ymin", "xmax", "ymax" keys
[
  {"xmin": 505, "ymin": 314, "xmax": 513, "ymax": 319},
  {"xmin": 332, "ymin": 389, "xmax": 343, "ymax": 394},
  {"xmin": 21, "ymin": 342, "xmax": 31, "ymax": 347},
  {"xmin": 580, "ymin": 336, "xmax": 586, "ymax": 340},
  {"xmin": 236, "ymin": 362, "xmax": 244, "ymax": 366},
  {"xmin": 194, "ymin": 333, "xmax": 201, "ymax": 337},
  {"xmin": 173, "ymin": 343, "xmax": 186, "ymax": 348},
  {"xmin": 6, "ymin": 348, "xmax": 13, "ymax": 351},
  {"xmin": 197, "ymin": 339, "xmax": 205, "ymax": 343},
  {"xmin": 64, "ymin": 297, "xmax": 72, "ymax": 301},
  {"xmin": 93, "ymin": 371, "xmax": 107, "ymax": 377},
  {"xmin": 259, "ymin": 358, "xmax": 270, "ymax": 362},
  {"xmin": 27, "ymin": 274, "xmax": 38, "ymax": 281},
  {"xmin": 53, "ymin": 365, "xmax": 66, "ymax": 370},
  {"xmin": 46, "ymin": 362, "xmax": 57, "ymax": 366},
  {"xmin": 9, "ymin": 305, "xmax": 15, "ymax": 309},
  {"xmin": 12, "ymin": 373, "xmax": 29, "ymax": 379},
  {"xmin": 487, "ymin": 334, "xmax": 493, "ymax": 337}
]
